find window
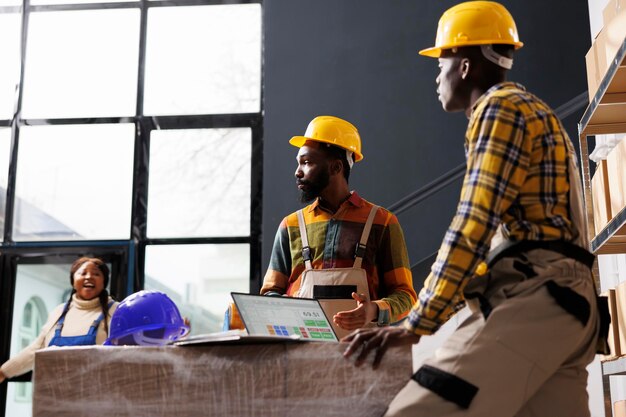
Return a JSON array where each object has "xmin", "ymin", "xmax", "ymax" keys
[
  {"xmin": 0, "ymin": 13, "xmax": 21, "ymax": 119},
  {"xmin": 14, "ymin": 297, "xmax": 46, "ymax": 402},
  {"xmin": 148, "ymin": 128, "xmax": 251, "ymax": 238},
  {"xmin": 144, "ymin": 244, "xmax": 250, "ymax": 334},
  {"xmin": 1, "ymin": 1, "xmax": 262, "ymax": 414},
  {"xmin": 22, "ymin": 9, "xmax": 140, "ymax": 119},
  {"xmin": 0, "ymin": 128, "xmax": 12, "ymax": 238},
  {"xmin": 144, "ymin": 4, "xmax": 261, "ymax": 115},
  {"xmin": 14, "ymin": 124, "xmax": 134, "ymax": 241}
]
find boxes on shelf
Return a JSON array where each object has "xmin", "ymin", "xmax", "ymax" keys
[
  {"xmin": 604, "ymin": 289, "xmax": 621, "ymax": 360},
  {"xmin": 592, "ymin": 159, "xmax": 612, "ymax": 234},
  {"xmin": 585, "ymin": 42, "xmax": 601, "ymax": 101},
  {"xmin": 603, "ymin": 0, "xmax": 626, "ymax": 27},
  {"xmin": 586, "ymin": 6, "xmax": 626, "ymax": 100},
  {"xmin": 607, "ymin": 138, "xmax": 626, "ymax": 217},
  {"xmin": 602, "ymin": 7, "xmax": 626, "ymax": 68},
  {"xmin": 616, "ymin": 399, "xmax": 626, "ymax": 417},
  {"xmin": 615, "ymin": 282, "xmax": 626, "ymax": 354}
]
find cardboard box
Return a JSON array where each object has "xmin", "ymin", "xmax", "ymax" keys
[
  {"xmin": 586, "ymin": 9, "xmax": 626, "ymax": 100},
  {"xmin": 592, "ymin": 159, "xmax": 612, "ymax": 234},
  {"xmin": 615, "ymin": 281, "xmax": 626, "ymax": 352},
  {"xmin": 603, "ymin": 289, "xmax": 621, "ymax": 360},
  {"xmin": 585, "ymin": 43, "xmax": 600, "ymax": 101},
  {"xmin": 33, "ymin": 343, "xmax": 412, "ymax": 417},
  {"xmin": 607, "ymin": 138, "xmax": 626, "ymax": 217},
  {"xmin": 616, "ymin": 399, "xmax": 626, "ymax": 417},
  {"xmin": 603, "ymin": 0, "xmax": 626, "ymax": 26},
  {"xmin": 603, "ymin": 8, "xmax": 626, "ymax": 68},
  {"xmin": 596, "ymin": 29, "xmax": 609, "ymax": 74}
]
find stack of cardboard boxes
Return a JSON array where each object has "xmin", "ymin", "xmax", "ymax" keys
[
  {"xmin": 585, "ymin": 0, "xmax": 626, "ymax": 101},
  {"xmin": 588, "ymin": 0, "xmax": 626, "ymax": 235},
  {"xmin": 593, "ymin": 139, "xmax": 626, "ymax": 235},
  {"xmin": 586, "ymin": 3, "xmax": 626, "ymax": 416}
]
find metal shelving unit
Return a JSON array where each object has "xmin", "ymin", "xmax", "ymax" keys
[
  {"xmin": 579, "ymin": 36, "xmax": 626, "ymax": 417},
  {"xmin": 578, "ymin": 37, "xmax": 626, "ymax": 256}
]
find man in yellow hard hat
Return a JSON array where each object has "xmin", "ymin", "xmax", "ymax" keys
[
  {"xmin": 344, "ymin": 2, "xmax": 604, "ymax": 416},
  {"xmin": 260, "ymin": 115, "xmax": 417, "ymax": 339}
]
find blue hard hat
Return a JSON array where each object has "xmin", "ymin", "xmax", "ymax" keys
[{"xmin": 105, "ymin": 290, "xmax": 189, "ymax": 346}]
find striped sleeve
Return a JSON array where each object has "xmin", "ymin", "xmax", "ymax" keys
[{"xmin": 260, "ymin": 218, "xmax": 291, "ymax": 295}]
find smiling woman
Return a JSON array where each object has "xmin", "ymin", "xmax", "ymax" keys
[{"xmin": 0, "ymin": 257, "xmax": 118, "ymax": 383}]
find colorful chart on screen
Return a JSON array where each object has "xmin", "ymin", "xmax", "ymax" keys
[{"xmin": 231, "ymin": 293, "xmax": 338, "ymax": 342}]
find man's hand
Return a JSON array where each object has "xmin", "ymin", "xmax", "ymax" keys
[
  {"xmin": 333, "ymin": 292, "xmax": 377, "ymax": 330},
  {"xmin": 342, "ymin": 326, "xmax": 421, "ymax": 369},
  {"xmin": 0, "ymin": 370, "xmax": 6, "ymax": 384}
]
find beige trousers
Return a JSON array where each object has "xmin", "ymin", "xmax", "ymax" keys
[{"xmin": 384, "ymin": 252, "xmax": 598, "ymax": 417}]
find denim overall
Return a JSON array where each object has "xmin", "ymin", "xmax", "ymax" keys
[{"xmin": 48, "ymin": 301, "xmax": 114, "ymax": 347}]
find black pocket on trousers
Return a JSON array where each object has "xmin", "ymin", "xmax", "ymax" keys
[
  {"xmin": 412, "ymin": 365, "xmax": 479, "ymax": 409},
  {"xmin": 545, "ymin": 280, "xmax": 590, "ymax": 327}
]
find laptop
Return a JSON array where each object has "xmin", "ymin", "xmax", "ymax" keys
[{"xmin": 231, "ymin": 292, "xmax": 339, "ymax": 343}]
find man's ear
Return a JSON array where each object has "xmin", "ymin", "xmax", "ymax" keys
[
  {"xmin": 460, "ymin": 57, "xmax": 471, "ymax": 80},
  {"xmin": 329, "ymin": 159, "xmax": 343, "ymax": 176}
]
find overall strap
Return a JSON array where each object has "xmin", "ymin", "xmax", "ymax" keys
[
  {"xmin": 88, "ymin": 314, "xmax": 106, "ymax": 335},
  {"xmin": 296, "ymin": 209, "xmax": 313, "ymax": 270},
  {"xmin": 54, "ymin": 313, "xmax": 67, "ymax": 334},
  {"xmin": 353, "ymin": 205, "xmax": 379, "ymax": 269},
  {"xmin": 87, "ymin": 300, "xmax": 115, "ymax": 335},
  {"xmin": 54, "ymin": 299, "xmax": 73, "ymax": 334}
]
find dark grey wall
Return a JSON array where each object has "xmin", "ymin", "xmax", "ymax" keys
[{"xmin": 261, "ymin": 0, "xmax": 591, "ymax": 289}]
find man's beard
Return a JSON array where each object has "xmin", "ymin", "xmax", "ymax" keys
[{"xmin": 298, "ymin": 169, "xmax": 330, "ymax": 203}]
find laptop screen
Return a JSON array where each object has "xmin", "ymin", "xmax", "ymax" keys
[{"xmin": 231, "ymin": 293, "xmax": 339, "ymax": 342}]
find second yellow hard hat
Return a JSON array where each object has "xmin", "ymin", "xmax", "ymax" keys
[{"xmin": 419, "ymin": 1, "xmax": 523, "ymax": 58}]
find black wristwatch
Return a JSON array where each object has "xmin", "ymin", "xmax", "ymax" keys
[{"xmin": 377, "ymin": 308, "xmax": 390, "ymax": 327}]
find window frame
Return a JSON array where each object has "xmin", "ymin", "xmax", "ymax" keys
[{"xmin": 0, "ymin": 1, "xmax": 263, "ymax": 415}]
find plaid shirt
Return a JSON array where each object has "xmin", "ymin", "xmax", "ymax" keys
[
  {"xmin": 262, "ymin": 191, "xmax": 417, "ymax": 322},
  {"xmin": 406, "ymin": 82, "xmax": 576, "ymax": 335}
]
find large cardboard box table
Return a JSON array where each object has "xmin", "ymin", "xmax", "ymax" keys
[{"xmin": 33, "ymin": 342, "xmax": 412, "ymax": 417}]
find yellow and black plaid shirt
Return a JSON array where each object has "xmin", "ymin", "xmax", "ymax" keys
[{"xmin": 406, "ymin": 82, "xmax": 576, "ymax": 335}]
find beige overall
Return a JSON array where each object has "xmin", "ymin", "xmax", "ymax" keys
[
  {"xmin": 384, "ymin": 147, "xmax": 600, "ymax": 416},
  {"xmin": 295, "ymin": 205, "xmax": 379, "ymax": 339}
]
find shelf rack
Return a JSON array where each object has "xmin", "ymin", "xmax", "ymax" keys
[
  {"xmin": 579, "ymin": 35, "xmax": 626, "ymax": 417},
  {"xmin": 578, "ymin": 37, "xmax": 626, "ymax": 255}
]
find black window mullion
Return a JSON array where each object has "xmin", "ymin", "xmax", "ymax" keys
[
  {"xmin": 250, "ymin": 119, "xmax": 263, "ymax": 293},
  {"xmin": 22, "ymin": 0, "xmax": 261, "ymax": 14},
  {"xmin": 146, "ymin": 236, "xmax": 250, "ymax": 245},
  {"xmin": 3, "ymin": 1, "xmax": 30, "ymax": 243},
  {"xmin": 149, "ymin": 113, "xmax": 261, "ymax": 130},
  {"xmin": 127, "ymin": 0, "xmax": 149, "ymax": 291},
  {"xmin": 129, "ymin": 119, "xmax": 150, "ymax": 291},
  {"xmin": 135, "ymin": 0, "xmax": 148, "ymax": 116}
]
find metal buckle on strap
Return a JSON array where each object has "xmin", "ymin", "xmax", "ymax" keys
[
  {"xmin": 302, "ymin": 246, "xmax": 312, "ymax": 262},
  {"xmin": 354, "ymin": 243, "xmax": 367, "ymax": 259}
]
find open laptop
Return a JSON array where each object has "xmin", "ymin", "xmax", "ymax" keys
[{"xmin": 231, "ymin": 292, "xmax": 339, "ymax": 342}]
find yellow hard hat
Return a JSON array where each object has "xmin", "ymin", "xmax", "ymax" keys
[
  {"xmin": 289, "ymin": 115, "xmax": 364, "ymax": 162},
  {"xmin": 419, "ymin": 1, "xmax": 523, "ymax": 58}
]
